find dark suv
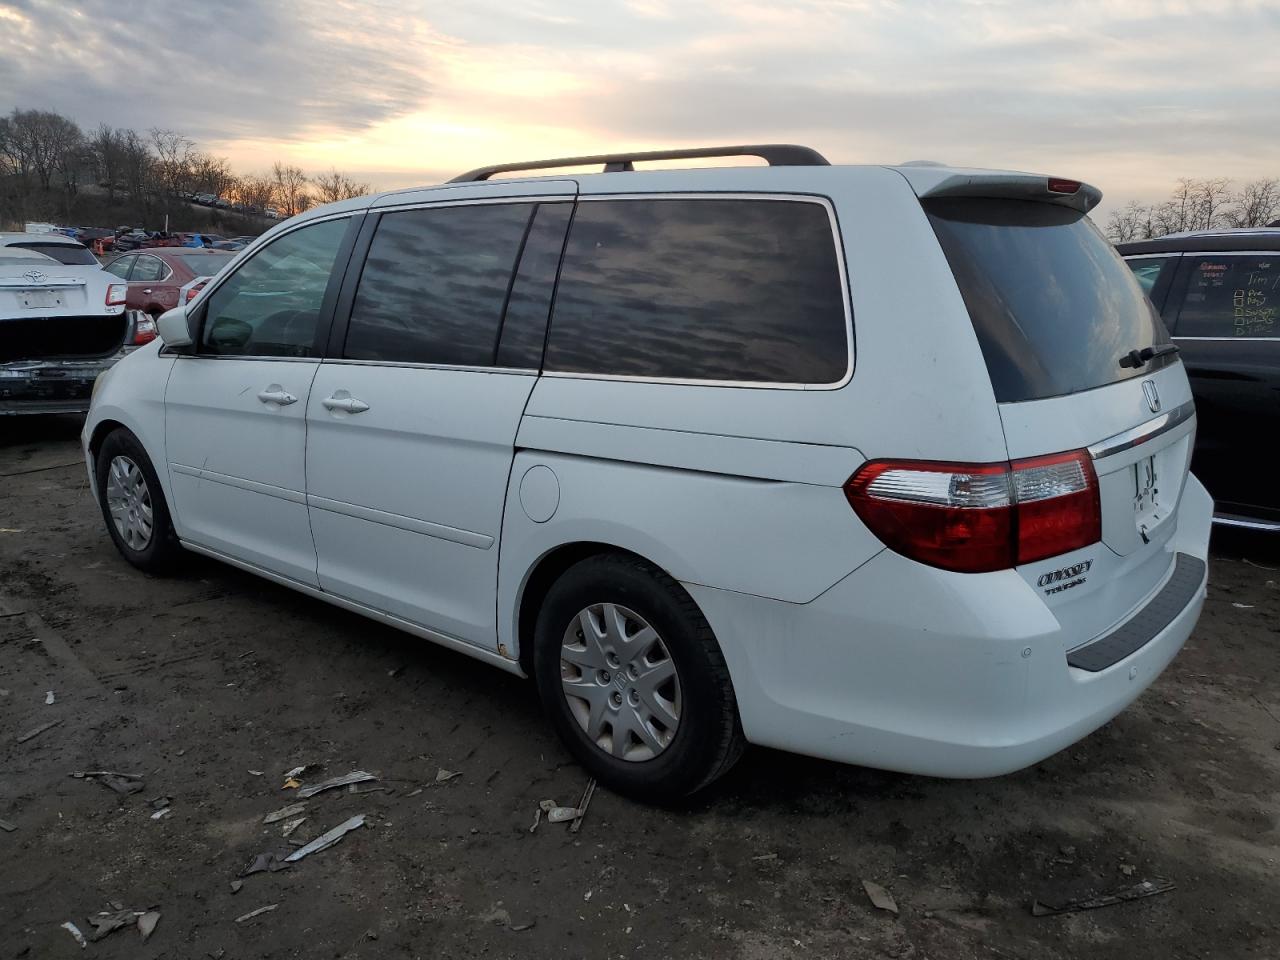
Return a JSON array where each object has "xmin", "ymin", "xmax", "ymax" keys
[{"xmin": 1118, "ymin": 229, "xmax": 1279, "ymax": 530}]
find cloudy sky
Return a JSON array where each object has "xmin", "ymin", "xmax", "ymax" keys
[{"xmin": 1, "ymin": 0, "xmax": 1276, "ymax": 215}]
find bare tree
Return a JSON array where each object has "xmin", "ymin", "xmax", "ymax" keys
[
  {"xmin": 150, "ymin": 128, "xmax": 195, "ymax": 198},
  {"xmin": 90, "ymin": 124, "xmax": 128, "ymax": 203},
  {"xmin": 272, "ymin": 161, "xmax": 310, "ymax": 217},
  {"xmin": 1106, "ymin": 200, "xmax": 1148, "ymax": 243},
  {"xmin": 236, "ymin": 174, "xmax": 276, "ymax": 211},
  {"xmin": 191, "ymin": 152, "xmax": 235, "ymax": 198},
  {"xmin": 1189, "ymin": 177, "xmax": 1232, "ymax": 231},
  {"xmin": 1226, "ymin": 178, "xmax": 1280, "ymax": 227},
  {"xmin": 312, "ymin": 168, "xmax": 371, "ymax": 205},
  {"xmin": 120, "ymin": 129, "xmax": 156, "ymax": 217}
]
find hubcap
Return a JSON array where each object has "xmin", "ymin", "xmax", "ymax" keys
[
  {"xmin": 105, "ymin": 455, "xmax": 154, "ymax": 551},
  {"xmin": 560, "ymin": 603, "xmax": 682, "ymax": 762}
]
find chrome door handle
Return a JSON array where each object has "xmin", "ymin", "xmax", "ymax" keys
[
  {"xmin": 257, "ymin": 388, "xmax": 297, "ymax": 405},
  {"xmin": 322, "ymin": 395, "xmax": 370, "ymax": 413},
  {"xmin": 142, "ymin": 288, "xmax": 153, "ymax": 294}
]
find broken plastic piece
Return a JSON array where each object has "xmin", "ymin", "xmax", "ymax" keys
[
  {"xmin": 45, "ymin": 690, "xmax": 55, "ymax": 705},
  {"xmin": 297, "ymin": 770, "xmax": 376, "ymax": 799},
  {"xmin": 0, "ymin": 819, "xmax": 16, "ymax": 832},
  {"xmin": 234, "ymin": 904, "xmax": 278, "ymax": 923},
  {"xmin": 240, "ymin": 852, "xmax": 292, "ymax": 877},
  {"xmin": 15, "ymin": 719, "xmax": 62, "ymax": 744},
  {"xmin": 281, "ymin": 816, "xmax": 307, "ymax": 837},
  {"xmin": 61, "ymin": 921, "xmax": 87, "ymax": 949},
  {"xmin": 1031, "ymin": 878, "xmax": 1175, "ymax": 916},
  {"xmin": 284, "ymin": 814, "xmax": 366, "ymax": 862},
  {"xmin": 262, "ymin": 802, "xmax": 307, "ymax": 824},
  {"xmin": 862, "ymin": 880, "xmax": 899, "ymax": 915},
  {"xmin": 137, "ymin": 911, "xmax": 160, "ymax": 941},
  {"xmin": 435, "ymin": 769, "xmax": 461, "ymax": 783},
  {"xmin": 570, "ymin": 778, "xmax": 596, "ymax": 835}
]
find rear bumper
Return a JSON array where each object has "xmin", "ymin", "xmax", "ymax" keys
[
  {"xmin": 0, "ymin": 352, "xmax": 129, "ymax": 415},
  {"xmin": 686, "ymin": 474, "xmax": 1213, "ymax": 778}
]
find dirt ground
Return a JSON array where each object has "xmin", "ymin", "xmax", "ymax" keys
[{"xmin": 2, "ymin": 416, "xmax": 1278, "ymax": 960}]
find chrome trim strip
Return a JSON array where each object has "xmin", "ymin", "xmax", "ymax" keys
[
  {"xmin": 546, "ymin": 192, "xmax": 854, "ymax": 392},
  {"xmin": 1212, "ymin": 515, "xmax": 1280, "ymax": 532},
  {"xmin": 173, "ymin": 354, "xmax": 319, "ymax": 363},
  {"xmin": 179, "ymin": 540, "xmax": 523, "ymax": 674},
  {"xmin": 319, "ymin": 358, "xmax": 537, "ymax": 375},
  {"xmin": 1087, "ymin": 400, "xmax": 1197, "ymax": 460},
  {"xmin": 1124, "ymin": 250, "xmax": 1280, "ymax": 258},
  {"xmin": 373, "ymin": 194, "xmax": 577, "ymax": 214},
  {"xmin": 170, "ymin": 462, "xmax": 307, "ymax": 504},
  {"xmin": 305, "ymin": 494, "xmax": 494, "ymax": 550},
  {"xmin": 1120, "ymin": 252, "xmax": 1181, "ymax": 260},
  {"xmin": 1173, "ymin": 336, "xmax": 1280, "ymax": 343}
]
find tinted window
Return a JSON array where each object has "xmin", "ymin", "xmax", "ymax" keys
[
  {"xmin": 1175, "ymin": 255, "xmax": 1279, "ymax": 339},
  {"xmin": 926, "ymin": 198, "xmax": 1172, "ymax": 402},
  {"xmin": 545, "ymin": 199, "xmax": 847, "ymax": 384},
  {"xmin": 1126, "ymin": 257, "xmax": 1168, "ymax": 296},
  {"xmin": 178, "ymin": 252, "xmax": 234, "ymax": 276},
  {"xmin": 11, "ymin": 242, "xmax": 96, "ymax": 266},
  {"xmin": 345, "ymin": 203, "xmax": 535, "ymax": 366},
  {"xmin": 201, "ymin": 217, "xmax": 348, "ymax": 357},
  {"xmin": 497, "ymin": 203, "xmax": 573, "ymax": 369},
  {"xmin": 129, "ymin": 256, "xmax": 165, "ymax": 282},
  {"xmin": 104, "ymin": 256, "xmax": 134, "ymax": 279}
]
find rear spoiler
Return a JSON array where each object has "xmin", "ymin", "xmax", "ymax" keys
[{"xmin": 891, "ymin": 166, "xmax": 1103, "ymax": 213}]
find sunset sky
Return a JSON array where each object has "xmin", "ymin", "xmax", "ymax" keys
[{"xmin": 2, "ymin": 0, "xmax": 1276, "ymax": 217}]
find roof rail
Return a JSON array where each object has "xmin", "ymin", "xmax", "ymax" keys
[{"xmin": 448, "ymin": 144, "xmax": 830, "ymax": 183}]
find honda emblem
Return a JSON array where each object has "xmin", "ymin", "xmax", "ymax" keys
[{"xmin": 1142, "ymin": 380, "xmax": 1161, "ymax": 413}]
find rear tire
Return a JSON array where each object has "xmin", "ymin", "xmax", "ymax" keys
[
  {"xmin": 533, "ymin": 553, "xmax": 745, "ymax": 803},
  {"xmin": 95, "ymin": 428, "xmax": 182, "ymax": 574}
]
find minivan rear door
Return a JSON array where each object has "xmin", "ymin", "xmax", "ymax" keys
[{"xmin": 923, "ymin": 194, "xmax": 1198, "ymax": 646}]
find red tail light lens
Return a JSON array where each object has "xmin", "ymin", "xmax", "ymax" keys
[
  {"xmin": 105, "ymin": 282, "xmax": 127, "ymax": 306},
  {"xmin": 1047, "ymin": 177, "xmax": 1081, "ymax": 195},
  {"xmin": 185, "ymin": 280, "xmax": 207, "ymax": 303},
  {"xmin": 132, "ymin": 314, "xmax": 157, "ymax": 345},
  {"xmin": 844, "ymin": 450, "xmax": 1100, "ymax": 573}
]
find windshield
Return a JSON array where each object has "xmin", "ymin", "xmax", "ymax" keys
[
  {"xmin": 925, "ymin": 198, "xmax": 1172, "ymax": 402},
  {"xmin": 177, "ymin": 253, "xmax": 235, "ymax": 274},
  {"xmin": 9, "ymin": 242, "xmax": 97, "ymax": 266}
]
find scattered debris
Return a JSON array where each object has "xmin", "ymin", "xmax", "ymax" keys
[
  {"xmin": 234, "ymin": 904, "xmax": 278, "ymax": 924},
  {"xmin": 248, "ymin": 769, "xmax": 264, "ymax": 777},
  {"xmin": 15, "ymin": 719, "xmax": 62, "ymax": 744},
  {"xmin": 547, "ymin": 806, "xmax": 580, "ymax": 823},
  {"xmin": 530, "ymin": 808, "xmax": 542, "ymax": 833},
  {"xmin": 282, "ymin": 778, "xmax": 302, "ymax": 790},
  {"xmin": 407, "ymin": 788, "xmax": 424, "ymax": 798},
  {"xmin": 569, "ymin": 778, "xmax": 596, "ymax": 835},
  {"xmin": 510, "ymin": 919, "xmax": 536, "ymax": 932},
  {"xmin": 72, "ymin": 771, "xmax": 146, "ymax": 796},
  {"xmin": 230, "ymin": 880, "xmax": 243, "ymax": 894},
  {"xmin": 297, "ymin": 770, "xmax": 376, "ymax": 799},
  {"xmin": 284, "ymin": 814, "xmax": 366, "ymax": 862},
  {"xmin": 1243, "ymin": 558, "xmax": 1276, "ymax": 571},
  {"xmin": 752, "ymin": 853, "xmax": 779, "ymax": 862},
  {"xmin": 1031, "ymin": 878, "xmax": 1175, "ymax": 916},
  {"xmin": 388, "ymin": 664, "xmax": 405, "ymax": 678},
  {"xmin": 1120, "ymin": 863, "xmax": 1136, "ymax": 877},
  {"xmin": 241, "ymin": 852, "xmax": 292, "ymax": 876},
  {"xmin": 1232, "ymin": 603, "xmax": 1255, "ymax": 609},
  {"xmin": 88, "ymin": 908, "xmax": 138, "ymax": 941},
  {"xmin": 584, "ymin": 890, "xmax": 593, "ymax": 902},
  {"xmin": 60, "ymin": 921, "xmax": 87, "ymax": 949},
  {"xmin": 151, "ymin": 807, "xmax": 172, "ymax": 821},
  {"xmin": 137, "ymin": 911, "xmax": 160, "ymax": 941},
  {"xmin": 348, "ymin": 784, "xmax": 393, "ymax": 795},
  {"xmin": 0, "ymin": 819, "xmax": 16, "ymax": 832},
  {"xmin": 150, "ymin": 796, "xmax": 171, "ymax": 811},
  {"xmin": 283, "ymin": 763, "xmax": 321, "ymax": 781},
  {"xmin": 45, "ymin": 690, "xmax": 55, "ymax": 705},
  {"xmin": 435, "ymin": 769, "xmax": 461, "ymax": 783},
  {"xmin": 262, "ymin": 802, "xmax": 307, "ymax": 824},
  {"xmin": 281, "ymin": 816, "xmax": 308, "ymax": 837},
  {"xmin": 862, "ymin": 880, "xmax": 899, "ymax": 915}
]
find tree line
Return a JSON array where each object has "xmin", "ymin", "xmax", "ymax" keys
[
  {"xmin": 0, "ymin": 107, "xmax": 370, "ymax": 229},
  {"xmin": 1105, "ymin": 177, "xmax": 1280, "ymax": 242}
]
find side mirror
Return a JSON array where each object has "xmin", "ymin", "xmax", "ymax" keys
[{"xmin": 156, "ymin": 306, "xmax": 196, "ymax": 348}]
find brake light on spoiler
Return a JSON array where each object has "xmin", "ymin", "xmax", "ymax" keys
[{"xmin": 845, "ymin": 450, "xmax": 1101, "ymax": 573}]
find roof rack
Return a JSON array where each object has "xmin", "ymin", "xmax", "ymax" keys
[{"xmin": 448, "ymin": 144, "xmax": 830, "ymax": 183}]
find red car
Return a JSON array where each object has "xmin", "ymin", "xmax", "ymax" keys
[{"xmin": 102, "ymin": 248, "xmax": 236, "ymax": 317}]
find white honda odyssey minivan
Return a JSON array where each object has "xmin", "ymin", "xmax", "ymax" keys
[{"xmin": 83, "ymin": 146, "xmax": 1212, "ymax": 801}]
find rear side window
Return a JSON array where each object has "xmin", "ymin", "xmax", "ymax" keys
[
  {"xmin": 104, "ymin": 257, "xmax": 133, "ymax": 279},
  {"xmin": 11, "ymin": 242, "xmax": 97, "ymax": 266},
  {"xmin": 545, "ymin": 198, "xmax": 849, "ymax": 384},
  {"xmin": 1126, "ymin": 257, "xmax": 1170, "ymax": 296},
  {"xmin": 926, "ymin": 199, "xmax": 1172, "ymax": 402},
  {"xmin": 344, "ymin": 203, "xmax": 536, "ymax": 366},
  {"xmin": 1174, "ymin": 255, "xmax": 1278, "ymax": 339},
  {"xmin": 129, "ymin": 256, "xmax": 167, "ymax": 282}
]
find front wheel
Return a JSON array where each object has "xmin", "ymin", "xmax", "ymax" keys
[
  {"xmin": 95, "ymin": 428, "xmax": 182, "ymax": 574},
  {"xmin": 533, "ymin": 553, "xmax": 745, "ymax": 803}
]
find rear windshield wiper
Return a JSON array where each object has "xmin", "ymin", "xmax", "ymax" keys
[{"xmin": 1119, "ymin": 344, "xmax": 1180, "ymax": 369}]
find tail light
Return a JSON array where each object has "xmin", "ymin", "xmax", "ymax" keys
[
  {"xmin": 844, "ymin": 450, "xmax": 1100, "ymax": 573},
  {"xmin": 185, "ymin": 280, "xmax": 208, "ymax": 303},
  {"xmin": 132, "ymin": 314, "xmax": 157, "ymax": 345},
  {"xmin": 105, "ymin": 283, "xmax": 127, "ymax": 306},
  {"xmin": 1047, "ymin": 177, "xmax": 1082, "ymax": 195}
]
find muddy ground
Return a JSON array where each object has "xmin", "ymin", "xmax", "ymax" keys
[{"xmin": 1, "ymin": 416, "xmax": 1278, "ymax": 960}]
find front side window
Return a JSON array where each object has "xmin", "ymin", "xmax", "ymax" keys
[
  {"xmin": 1126, "ymin": 257, "xmax": 1170, "ymax": 296},
  {"xmin": 200, "ymin": 217, "xmax": 349, "ymax": 357},
  {"xmin": 344, "ymin": 203, "xmax": 536, "ymax": 366},
  {"xmin": 104, "ymin": 257, "xmax": 134, "ymax": 280},
  {"xmin": 544, "ymin": 198, "xmax": 849, "ymax": 384},
  {"xmin": 1175, "ymin": 254, "xmax": 1279, "ymax": 339}
]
